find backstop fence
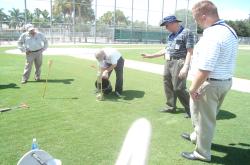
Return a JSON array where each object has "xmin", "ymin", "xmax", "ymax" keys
[{"xmin": 0, "ymin": 0, "xmax": 249, "ymax": 45}]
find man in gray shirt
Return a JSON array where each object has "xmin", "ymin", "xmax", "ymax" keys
[
  {"xmin": 18, "ymin": 24, "xmax": 48, "ymax": 84},
  {"xmin": 142, "ymin": 15, "xmax": 194, "ymax": 118}
]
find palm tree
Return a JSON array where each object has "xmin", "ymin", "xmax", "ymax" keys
[
  {"xmin": 75, "ymin": 0, "xmax": 94, "ymax": 23},
  {"xmin": 53, "ymin": 0, "xmax": 72, "ymax": 22},
  {"xmin": 53, "ymin": 0, "xmax": 94, "ymax": 23},
  {"xmin": 0, "ymin": 8, "xmax": 8, "ymax": 28},
  {"xmin": 33, "ymin": 8, "xmax": 42, "ymax": 20},
  {"xmin": 24, "ymin": 9, "xmax": 33, "ymax": 23},
  {"xmin": 8, "ymin": 8, "xmax": 24, "ymax": 29},
  {"xmin": 41, "ymin": 10, "xmax": 50, "ymax": 22},
  {"xmin": 40, "ymin": 10, "xmax": 50, "ymax": 27},
  {"xmin": 33, "ymin": 8, "xmax": 46, "ymax": 27}
]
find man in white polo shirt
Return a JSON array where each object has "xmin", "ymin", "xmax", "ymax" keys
[
  {"xmin": 18, "ymin": 24, "xmax": 48, "ymax": 84},
  {"xmin": 95, "ymin": 48, "xmax": 124, "ymax": 97},
  {"xmin": 181, "ymin": 1, "xmax": 238, "ymax": 162}
]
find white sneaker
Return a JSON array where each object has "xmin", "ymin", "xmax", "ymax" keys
[
  {"xmin": 115, "ymin": 91, "xmax": 124, "ymax": 98},
  {"xmin": 21, "ymin": 80, "xmax": 27, "ymax": 84}
]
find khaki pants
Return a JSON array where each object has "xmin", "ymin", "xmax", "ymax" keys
[
  {"xmin": 163, "ymin": 59, "xmax": 190, "ymax": 114},
  {"xmin": 190, "ymin": 79, "xmax": 232, "ymax": 160},
  {"xmin": 22, "ymin": 51, "xmax": 43, "ymax": 81}
]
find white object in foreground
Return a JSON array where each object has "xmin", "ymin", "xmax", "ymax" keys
[
  {"xmin": 115, "ymin": 118, "xmax": 152, "ymax": 165},
  {"xmin": 17, "ymin": 149, "xmax": 61, "ymax": 165}
]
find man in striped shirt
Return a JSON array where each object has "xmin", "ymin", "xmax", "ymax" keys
[
  {"xmin": 142, "ymin": 15, "xmax": 194, "ymax": 118},
  {"xmin": 181, "ymin": 1, "xmax": 238, "ymax": 162}
]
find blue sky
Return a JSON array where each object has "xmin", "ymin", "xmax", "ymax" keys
[{"xmin": 1, "ymin": 0, "xmax": 249, "ymax": 25}]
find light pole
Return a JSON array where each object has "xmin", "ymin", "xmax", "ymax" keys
[
  {"xmin": 113, "ymin": 0, "xmax": 116, "ymax": 42},
  {"xmin": 161, "ymin": 0, "xmax": 165, "ymax": 44},
  {"xmin": 72, "ymin": 0, "xmax": 76, "ymax": 44},
  {"xmin": 50, "ymin": 0, "xmax": 53, "ymax": 44},
  {"xmin": 94, "ymin": 0, "xmax": 97, "ymax": 43},
  {"xmin": 175, "ymin": 0, "xmax": 178, "ymax": 14},
  {"xmin": 185, "ymin": 0, "xmax": 190, "ymax": 28},
  {"xmin": 24, "ymin": 0, "xmax": 27, "ymax": 24},
  {"xmin": 131, "ymin": 0, "xmax": 134, "ymax": 43},
  {"xmin": 146, "ymin": 0, "xmax": 149, "ymax": 43}
]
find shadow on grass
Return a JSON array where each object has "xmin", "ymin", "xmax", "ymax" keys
[
  {"xmin": 122, "ymin": 90, "xmax": 145, "ymax": 100},
  {"xmin": 175, "ymin": 108, "xmax": 187, "ymax": 114},
  {"xmin": 211, "ymin": 143, "xmax": 250, "ymax": 164},
  {"xmin": 28, "ymin": 79, "xmax": 74, "ymax": 84},
  {"xmin": 102, "ymin": 90, "xmax": 145, "ymax": 103},
  {"xmin": 0, "ymin": 83, "xmax": 20, "ymax": 89},
  {"xmin": 170, "ymin": 109, "xmax": 236, "ymax": 120},
  {"xmin": 217, "ymin": 109, "xmax": 236, "ymax": 120}
]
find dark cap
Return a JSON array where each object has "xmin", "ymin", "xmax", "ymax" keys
[{"xmin": 160, "ymin": 15, "xmax": 182, "ymax": 26}]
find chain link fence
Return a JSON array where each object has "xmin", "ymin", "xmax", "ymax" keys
[{"xmin": 0, "ymin": 0, "xmax": 249, "ymax": 45}]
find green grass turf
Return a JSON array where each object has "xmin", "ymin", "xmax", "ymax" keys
[
  {"xmin": 120, "ymin": 48, "xmax": 250, "ymax": 80},
  {"xmin": 234, "ymin": 50, "xmax": 250, "ymax": 79},
  {"xmin": 0, "ymin": 47, "xmax": 250, "ymax": 165},
  {"xmin": 51, "ymin": 44, "xmax": 250, "ymax": 79},
  {"xmin": 4, "ymin": 45, "xmax": 250, "ymax": 79}
]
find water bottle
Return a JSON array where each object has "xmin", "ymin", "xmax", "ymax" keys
[{"xmin": 31, "ymin": 138, "xmax": 39, "ymax": 150}]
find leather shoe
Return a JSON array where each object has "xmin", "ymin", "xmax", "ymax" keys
[
  {"xmin": 184, "ymin": 113, "xmax": 191, "ymax": 118},
  {"xmin": 181, "ymin": 133, "xmax": 191, "ymax": 142},
  {"xmin": 160, "ymin": 107, "xmax": 176, "ymax": 113},
  {"xmin": 181, "ymin": 152, "xmax": 210, "ymax": 162}
]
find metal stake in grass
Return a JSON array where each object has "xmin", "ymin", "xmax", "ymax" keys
[
  {"xmin": 42, "ymin": 60, "xmax": 53, "ymax": 98},
  {"xmin": 90, "ymin": 64, "xmax": 104, "ymax": 101},
  {"xmin": 96, "ymin": 65, "xmax": 104, "ymax": 101},
  {"xmin": 0, "ymin": 103, "xmax": 29, "ymax": 113}
]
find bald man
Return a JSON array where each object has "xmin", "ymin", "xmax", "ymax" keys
[{"xmin": 95, "ymin": 48, "xmax": 124, "ymax": 97}]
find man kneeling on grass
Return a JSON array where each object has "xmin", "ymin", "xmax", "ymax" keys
[{"xmin": 95, "ymin": 48, "xmax": 125, "ymax": 97}]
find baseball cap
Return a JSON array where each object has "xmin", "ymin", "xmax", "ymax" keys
[
  {"xmin": 25, "ymin": 23, "xmax": 35, "ymax": 31},
  {"xmin": 160, "ymin": 15, "xmax": 182, "ymax": 26}
]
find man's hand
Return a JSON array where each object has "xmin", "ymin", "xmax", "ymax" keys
[
  {"xmin": 178, "ymin": 65, "xmax": 189, "ymax": 79},
  {"xmin": 189, "ymin": 70, "xmax": 210, "ymax": 100},
  {"xmin": 141, "ymin": 53, "xmax": 152, "ymax": 58},
  {"xmin": 102, "ymin": 70, "xmax": 109, "ymax": 79},
  {"xmin": 189, "ymin": 88, "xmax": 201, "ymax": 100},
  {"xmin": 26, "ymin": 51, "xmax": 31, "ymax": 55}
]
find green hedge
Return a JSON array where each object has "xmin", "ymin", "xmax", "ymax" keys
[{"xmin": 114, "ymin": 29, "xmax": 168, "ymax": 43}]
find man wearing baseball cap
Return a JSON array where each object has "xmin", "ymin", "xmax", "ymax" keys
[
  {"xmin": 18, "ymin": 24, "xmax": 48, "ymax": 84},
  {"xmin": 142, "ymin": 15, "xmax": 194, "ymax": 118}
]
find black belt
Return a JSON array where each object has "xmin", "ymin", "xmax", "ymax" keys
[
  {"xmin": 207, "ymin": 78, "xmax": 232, "ymax": 81},
  {"xmin": 169, "ymin": 56, "xmax": 185, "ymax": 60},
  {"xmin": 31, "ymin": 48, "xmax": 43, "ymax": 52}
]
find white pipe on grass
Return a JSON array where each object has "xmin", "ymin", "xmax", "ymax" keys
[{"xmin": 115, "ymin": 118, "xmax": 152, "ymax": 165}]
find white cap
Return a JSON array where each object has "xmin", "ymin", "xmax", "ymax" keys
[{"xmin": 25, "ymin": 23, "xmax": 35, "ymax": 31}]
